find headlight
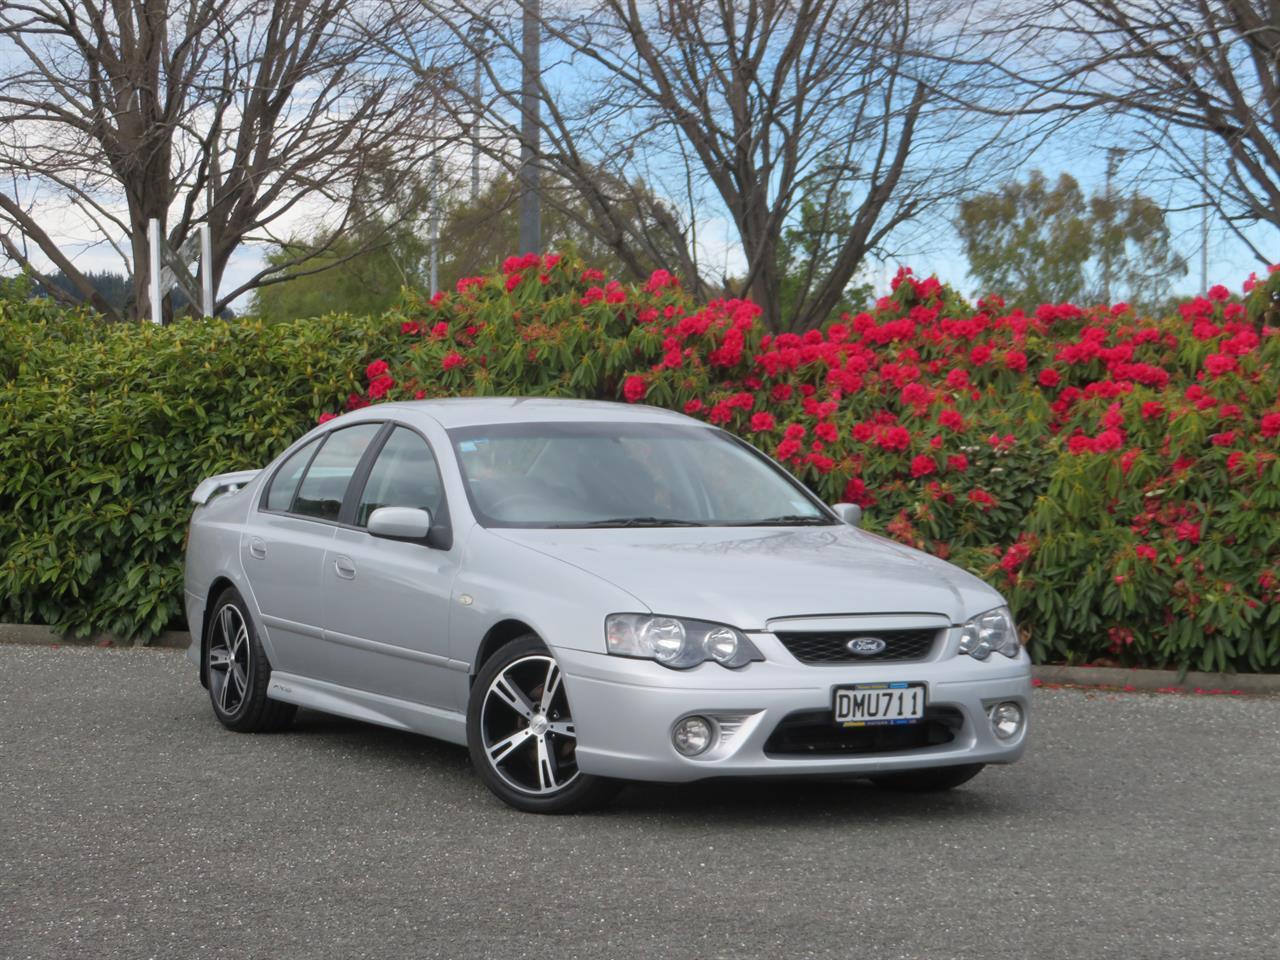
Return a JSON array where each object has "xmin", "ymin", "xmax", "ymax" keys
[
  {"xmin": 605, "ymin": 614, "xmax": 764, "ymax": 669},
  {"xmin": 956, "ymin": 606, "xmax": 1021, "ymax": 660}
]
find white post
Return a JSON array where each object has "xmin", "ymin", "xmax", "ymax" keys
[
  {"xmin": 148, "ymin": 218, "xmax": 163, "ymax": 325},
  {"xmin": 200, "ymin": 223, "xmax": 214, "ymax": 317}
]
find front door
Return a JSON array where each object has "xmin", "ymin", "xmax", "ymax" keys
[{"xmin": 319, "ymin": 425, "xmax": 460, "ymax": 710}]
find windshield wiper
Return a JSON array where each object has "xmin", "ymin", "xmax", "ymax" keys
[
  {"xmin": 573, "ymin": 517, "xmax": 708, "ymax": 527},
  {"xmin": 728, "ymin": 514, "xmax": 832, "ymax": 526}
]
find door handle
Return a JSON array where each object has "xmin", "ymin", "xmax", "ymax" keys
[
  {"xmin": 333, "ymin": 555, "xmax": 356, "ymax": 580},
  {"xmin": 248, "ymin": 537, "xmax": 267, "ymax": 559}
]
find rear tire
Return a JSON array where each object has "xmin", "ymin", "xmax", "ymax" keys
[
  {"xmin": 869, "ymin": 763, "xmax": 985, "ymax": 793},
  {"xmin": 467, "ymin": 634, "xmax": 620, "ymax": 814},
  {"xmin": 205, "ymin": 588, "xmax": 296, "ymax": 733}
]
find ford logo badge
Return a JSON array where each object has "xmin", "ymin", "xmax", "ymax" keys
[{"xmin": 845, "ymin": 636, "xmax": 887, "ymax": 656}]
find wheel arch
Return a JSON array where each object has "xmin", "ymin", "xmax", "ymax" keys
[
  {"xmin": 200, "ymin": 576, "xmax": 238, "ymax": 688},
  {"xmin": 471, "ymin": 618, "xmax": 539, "ymax": 684}
]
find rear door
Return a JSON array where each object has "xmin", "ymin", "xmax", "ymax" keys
[
  {"xmin": 319, "ymin": 424, "xmax": 461, "ymax": 709},
  {"xmin": 241, "ymin": 422, "xmax": 383, "ymax": 676}
]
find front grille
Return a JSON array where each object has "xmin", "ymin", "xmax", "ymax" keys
[
  {"xmin": 775, "ymin": 628, "xmax": 940, "ymax": 664},
  {"xmin": 764, "ymin": 707, "xmax": 963, "ymax": 757}
]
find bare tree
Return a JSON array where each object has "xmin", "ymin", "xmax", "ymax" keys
[
  {"xmin": 993, "ymin": 1, "xmax": 1280, "ymax": 263},
  {"xmin": 0, "ymin": 0, "xmax": 443, "ymax": 321},
  {"xmin": 412, "ymin": 0, "xmax": 998, "ymax": 331}
]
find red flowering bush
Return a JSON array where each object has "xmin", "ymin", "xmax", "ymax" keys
[{"xmin": 334, "ymin": 254, "xmax": 1280, "ymax": 673}]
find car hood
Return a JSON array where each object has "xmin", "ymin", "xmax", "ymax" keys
[{"xmin": 491, "ymin": 525, "xmax": 1003, "ymax": 628}]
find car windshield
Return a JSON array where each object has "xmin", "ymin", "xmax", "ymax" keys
[{"xmin": 448, "ymin": 421, "xmax": 834, "ymax": 528}]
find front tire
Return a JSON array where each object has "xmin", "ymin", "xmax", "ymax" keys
[
  {"xmin": 205, "ymin": 589, "xmax": 296, "ymax": 733},
  {"xmin": 467, "ymin": 634, "xmax": 619, "ymax": 813},
  {"xmin": 869, "ymin": 763, "xmax": 985, "ymax": 793}
]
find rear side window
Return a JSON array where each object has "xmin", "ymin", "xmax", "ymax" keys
[
  {"xmin": 355, "ymin": 427, "xmax": 445, "ymax": 527},
  {"xmin": 265, "ymin": 437, "xmax": 321, "ymax": 512},
  {"xmin": 291, "ymin": 423, "xmax": 382, "ymax": 521}
]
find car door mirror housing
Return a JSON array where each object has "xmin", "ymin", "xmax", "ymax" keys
[
  {"xmin": 831, "ymin": 502, "xmax": 862, "ymax": 526},
  {"xmin": 367, "ymin": 506, "xmax": 432, "ymax": 541}
]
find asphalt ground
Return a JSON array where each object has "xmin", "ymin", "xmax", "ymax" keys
[{"xmin": 1, "ymin": 645, "xmax": 1277, "ymax": 960}]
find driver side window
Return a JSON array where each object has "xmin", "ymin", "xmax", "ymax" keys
[{"xmin": 356, "ymin": 427, "xmax": 445, "ymax": 527}]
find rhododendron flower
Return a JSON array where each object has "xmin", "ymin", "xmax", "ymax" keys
[
  {"xmin": 1003, "ymin": 350, "xmax": 1028, "ymax": 372},
  {"xmin": 910, "ymin": 455, "xmax": 937, "ymax": 478},
  {"xmin": 1038, "ymin": 369, "xmax": 1061, "ymax": 388},
  {"xmin": 622, "ymin": 374, "xmax": 647, "ymax": 402},
  {"xmin": 366, "ymin": 359, "xmax": 389, "ymax": 379},
  {"xmin": 967, "ymin": 489, "xmax": 997, "ymax": 510},
  {"xmin": 938, "ymin": 409, "xmax": 965, "ymax": 432},
  {"xmin": 442, "ymin": 351, "xmax": 466, "ymax": 371},
  {"xmin": 1141, "ymin": 401, "xmax": 1166, "ymax": 420},
  {"xmin": 1261, "ymin": 412, "xmax": 1280, "ymax": 438},
  {"xmin": 945, "ymin": 369, "xmax": 970, "ymax": 390},
  {"xmin": 1175, "ymin": 521, "xmax": 1202, "ymax": 543},
  {"xmin": 1210, "ymin": 431, "xmax": 1237, "ymax": 447},
  {"xmin": 1226, "ymin": 451, "xmax": 1246, "ymax": 474},
  {"xmin": 776, "ymin": 439, "xmax": 802, "ymax": 459},
  {"xmin": 505, "ymin": 273, "xmax": 523, "ymax": 292},
  {"xmin": 750, "ymin": 412, "xmax": 776, "ymax": 432},
  {"xmin": 1207, "ymin": 284, "xmax": 1231, "ymax": 302},
  {"xmin": 317, "ymin": 412, "xmax": 337, "ymax": 424},
  {"xmin": 814, "ymin": 421, "xmax": 838, "ymax": 443},
  {"xmin": 875, "ymin": 425, "xmax": 911, "ymax": 452},
  {"xmin": 947, "ymin": 453, "xmax": 969, "ymax": 472},
  {"xmin": 842, "ymin": 477, "xmax": 875, "ymax": 507},
  {"xmin": 1136, "ymin": 545, "xmax": 1157, "ymax": 562},
  {"xmin": 401, "ymin": 321, "xmax": 420, "ymax": 335},
  {"xmin": 1203, "ymin": 353, "xmax": 1238, "ymax": 377},
  {"xmin": 683, "ymin": 399, "xmax": 704, "ymax": 414}
]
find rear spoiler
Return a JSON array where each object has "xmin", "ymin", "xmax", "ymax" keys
[{"xmin": 191, "ymin": 469, "xmax": 260, "ymax": 505}]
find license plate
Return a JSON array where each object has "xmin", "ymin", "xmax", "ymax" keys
[{"xmin": 833, "ymin": 682, "xmax": 926, "ymax": 727}]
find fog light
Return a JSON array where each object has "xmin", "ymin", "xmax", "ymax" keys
[
  {"xmin": 989, "ymin": 701, "xmax": 1024, "ymax": 740},
  {"xmin": 672, "ymin": 716, "xmax": 714, "ymax": 756}
]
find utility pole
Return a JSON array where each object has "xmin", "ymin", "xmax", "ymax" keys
[
  {"xmin": 469, "ymin": 21, "xmax": 483, "ymax": 202},
  {"xmin": 148, "ymin": 219, "xmax": 163, "ymax": 325},
  {"xmin": 429, "ymin": 159, "xmax": 441, "ymax": 297},
  {"xmin": 518, "ymin": 0, "xmax": 541, "ymax": 254},
  {"xmin": 1102, "ymin": 147, "xmax": 1124, "ymax": 304},
  {"xmin": 1200, "ymin": 129, "xmax": 1209, "ymax": 292}
]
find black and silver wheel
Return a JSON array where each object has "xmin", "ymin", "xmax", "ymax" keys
[
  {"xmin": 467, "ymin": 635, "xmax": 619, "ymax": 813},
  {"xmin": 205, "ymin": 588, "xmax": 296, "ymax": 733},
  {"xmin": 869, "ymin": 763, "xmax": 985, "ymax": 793}
]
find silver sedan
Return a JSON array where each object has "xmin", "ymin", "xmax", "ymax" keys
[{"xmin": 184, "ymin": 398, "xmax": 1030, "ymax": 812}]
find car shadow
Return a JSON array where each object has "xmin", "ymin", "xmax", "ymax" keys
[
  {"xmin": 607, "ymin": 774, "xmax": 1015, "ymax": 824},
  {"xmin": 282, "ymin": 709, "xmax": 1021, "ymax": 823}
]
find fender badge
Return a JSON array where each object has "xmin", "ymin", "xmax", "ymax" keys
[{"xmin": 458, "ymin": 594, "xmax": 474, "ymax": 606}]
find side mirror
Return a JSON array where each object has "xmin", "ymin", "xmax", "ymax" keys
[
  {"xmin": 831, "ymin": 502, "xmax": 862, "ymax": 526},
  {"xmin": 367, "ymin": 506, "xmax": 432, "ymax": 541}
]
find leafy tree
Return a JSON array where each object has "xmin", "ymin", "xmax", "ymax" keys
[{"xmin": 957, "ymin": 170, "xmax": 1187, "ymax": 308}]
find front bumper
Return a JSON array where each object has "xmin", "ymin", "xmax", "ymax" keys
[{"xmin": 557, "ymin": 630, "xmax": 1031, "ymax": 783}]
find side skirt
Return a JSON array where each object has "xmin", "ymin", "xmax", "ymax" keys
[{"xmin": 266, "ymin": 671, "xmax": 468, "ymax": 746}]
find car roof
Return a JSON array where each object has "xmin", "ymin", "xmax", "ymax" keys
[{"xmin": 358, "ymin": 397, "xmax": 702, "ymax": 430}]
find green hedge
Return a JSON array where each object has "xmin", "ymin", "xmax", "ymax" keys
[{"xmin": 0, "ymin": 293, "xmax": 400, "ymax": 639}]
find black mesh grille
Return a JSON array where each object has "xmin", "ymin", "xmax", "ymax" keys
[
  {"xmin": 764, "ymin": 707, "xmax": 963, "ymax": 757},
  {"xmin": 775, "ymin": 628, "xmax": 939, "ymax": 664}
]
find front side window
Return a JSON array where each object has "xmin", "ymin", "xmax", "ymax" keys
[
  {"xmin": 356, "ymin": 427, "xmax": 445, "ymax": 526},
  {"xmin": 291, "ymin": 423, "xmax": 382, "ymax": 520},
  {"xmin": 448, "ymin": 421, "xmax": 833, "ymax": 528}
]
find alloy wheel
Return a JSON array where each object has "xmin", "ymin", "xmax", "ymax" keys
[
  {"xmin": 208, "ymin": 602, "xmax": 251, "ymax": 715},
  {"xmin": 479, "ymin": 654, "xmax": 579, "ymax": 795}
]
